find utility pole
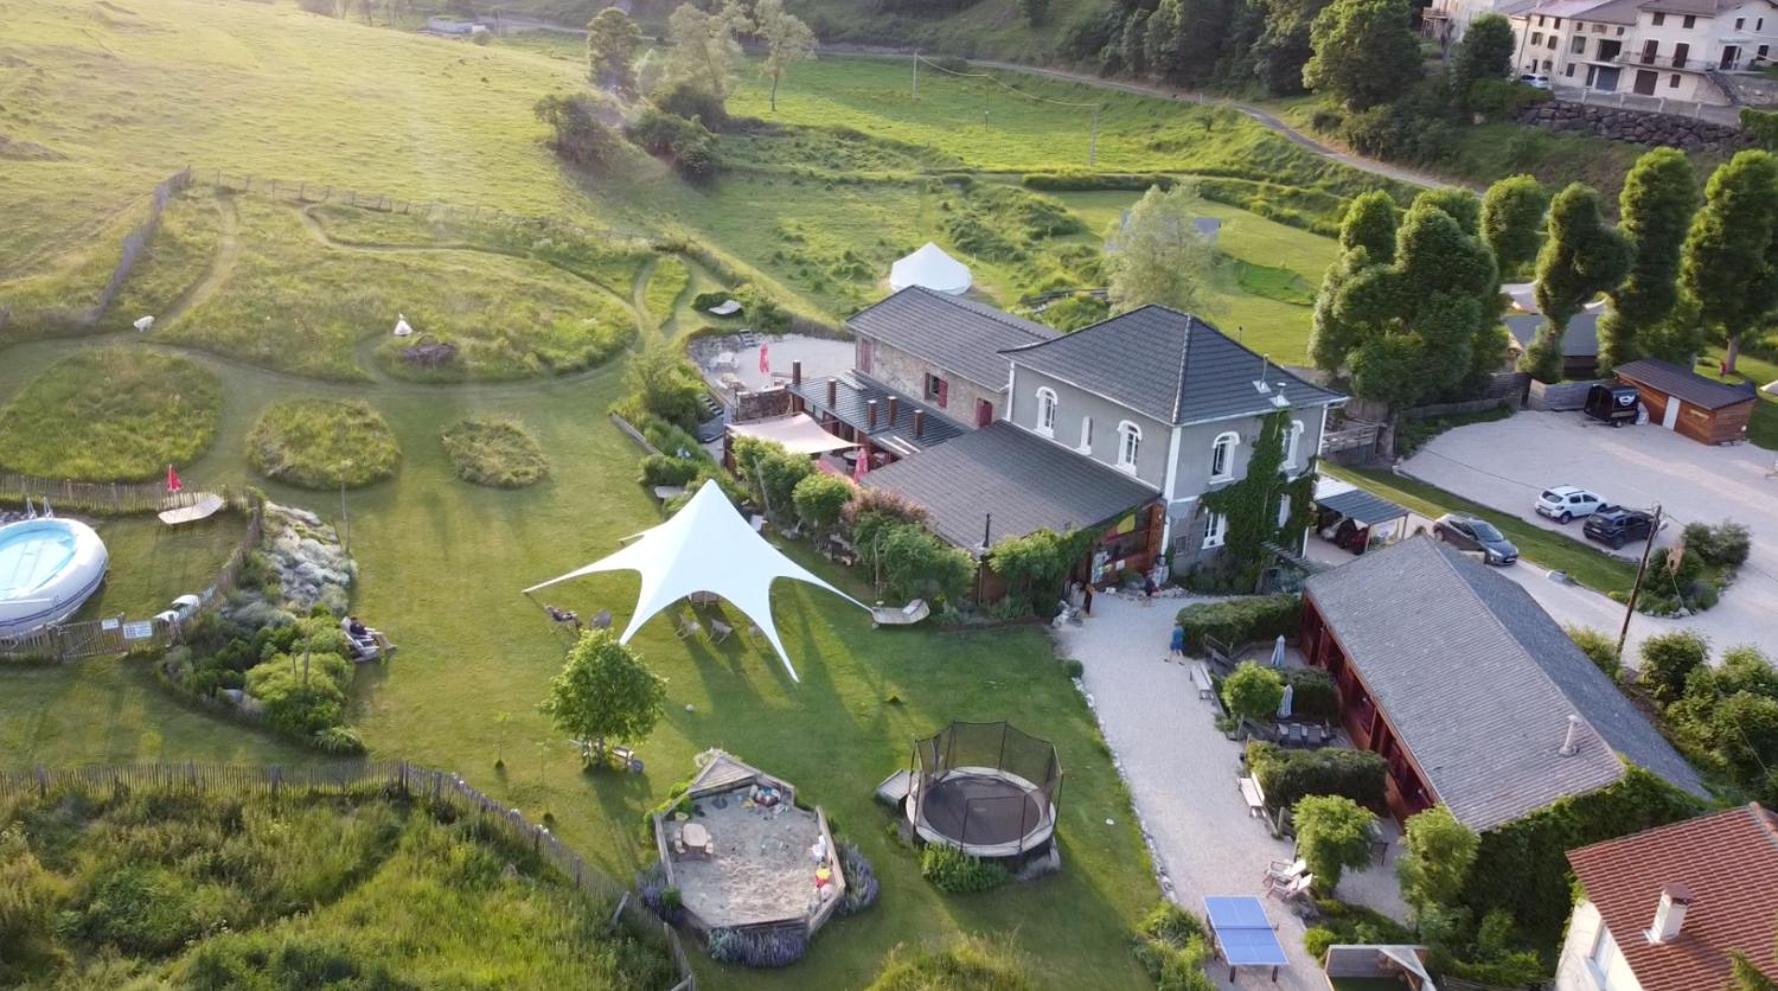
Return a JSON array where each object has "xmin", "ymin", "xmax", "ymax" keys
[
  {"xmin": 1088, "ymin": 104, "xmax": 1101, "ymax": 166},
  {"xmin": 912, "ymin": 51, "xmax": 919, "ymax": 101},
  {"xmin": 1615, "ymin": 504, "xmax": 1662, "ymax": 659}
]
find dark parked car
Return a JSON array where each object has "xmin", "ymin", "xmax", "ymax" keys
[
  {"xmin": 1433, "ymin": 514, "xmax": 1519, "ymax": 565},
  {"xmin": 1584, "ymin": 506, "xmax": 1657, "ymax": 549}
]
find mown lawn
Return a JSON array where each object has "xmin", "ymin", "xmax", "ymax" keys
[
  {"xmin": 1321, "ymin": 463, "xmax": 1640, "ymax": 596},
  {"xmin": 0, "ymin": 335, "xmax": 1157, "ymax": 990}
]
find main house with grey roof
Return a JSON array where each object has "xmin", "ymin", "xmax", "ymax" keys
[
  {"xmin": 1300, "ymin": 536, "xmax": 1706, "ymax": 831},
  {"xmin": 789, "ymin": 288, "xmax": 1344, "ymax": 585}
]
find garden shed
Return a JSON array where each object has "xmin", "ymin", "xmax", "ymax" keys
[{"xmin": 1614, "ymin": 358, "xmax": 1756, "ymax": 445}]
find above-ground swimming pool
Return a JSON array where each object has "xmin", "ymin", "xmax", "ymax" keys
[{"xmin": 0, "ymin": 518, "xmax": 109, "ymax": 638}]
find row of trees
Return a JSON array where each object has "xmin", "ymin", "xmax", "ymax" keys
[{"xmin": 1311, "ymin": 146, "xmax": 1778, "ymax": 403}]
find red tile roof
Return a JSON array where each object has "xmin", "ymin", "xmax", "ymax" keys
[{"xmin": 1567, "ymin": 803, "xmax": 1778, "ymax": 991}]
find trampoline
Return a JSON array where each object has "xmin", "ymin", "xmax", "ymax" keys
[
  {"xmin": 907, "ymin": 721, "xmax": 1061, "ymax": 859},
  {"xmin": 1205, "ymin": 896, "xmax": 1289, "ymax": 981}
]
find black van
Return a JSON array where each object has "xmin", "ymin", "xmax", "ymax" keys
[{"xmin": 1584, "ymin": 383, "xmax": 1640, "ymax": 427}]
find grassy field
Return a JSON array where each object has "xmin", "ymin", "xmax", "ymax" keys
[
  {"xmin": 1698, "ymin": 347, "xmax": 1778, "ymax": 450},
  {"xmin": 1321, "ymin": 463, "xmax": 1640, "ymax": 596},
  {"xmin": 0, "ymin": 348, "xmax": 221, "ymax": 480},
  {"xmin": 247, "ymin": 398, "xmax": 402, "ymax": 489},
  {"xmin": 0, "ymin": 785, "xmax": 676, "ymax": 989}
]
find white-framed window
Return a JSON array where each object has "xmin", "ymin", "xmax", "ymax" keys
[
  {"xmin": 1277, "ymin": 499, "xmax": 1292, "ymax": 529},
  {"xmin": 1587, "ymin": 924, "xmax": 1620, "ymax": 989},
  {"xmin": 1078, "ymin": 416, "xmax": 1094, "ymax": 453},
  {"xmin": 1116, "ymin": 421, "xmax": 1141, "ymax": 473},
  {"xmin": 1202, "ymin": 512, "xmax": 1227, "ymax": 549},
  {"xmin": 1284, "ymin": 420, "xmax": 1305, "ymax": 469},
  {"xmin": 1210, "ymin": 431, "xmax": 1239, "ymax": 481},
  {"xmin": 1035, "ymin": 387, "xmax": 1058, "ymax": 436}
]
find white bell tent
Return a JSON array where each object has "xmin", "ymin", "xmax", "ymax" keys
[
  {"xmin": 523, "ymin": 480, "xmax": 868, "ymax": 682},
  {"xmin": 889, "ymin": 242, "xmax": 971, "ymax": 295}
]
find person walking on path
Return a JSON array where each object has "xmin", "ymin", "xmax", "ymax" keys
[{"xmin": 1168, "ymin": 623, "xmax": 1185, "ymax": 663}]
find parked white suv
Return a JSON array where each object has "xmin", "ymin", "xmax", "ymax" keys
[{"xmin": 1535, "ymin": 485, "xmax": 1604, "ymax": 523}]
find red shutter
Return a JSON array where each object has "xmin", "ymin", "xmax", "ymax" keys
[{"xmin": 937, "ymin": 378, "xmax": 949, "ymax": 408}]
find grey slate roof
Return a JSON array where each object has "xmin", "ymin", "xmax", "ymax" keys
[
  {"xmin": 847, "ymin": 286, "xmax": 1054, "ymax": 391},
  {"xmin": 790, "ymin": 373, "xmax": 966, "ymax": 457},
  {"xmin": 1001, "ymin": 305, "xmax": 1345, "ymax": 425},
  {"xmin": 1304, "ymin": 536, "xmax": 1706, "ymax": 832},
  {"xmin": 859, "ymin": 422, "xmax": 1158, "ymax": 550},
  {"xmin": 1505, "ymin": 311, "xmax": 1600, "ymax": 359},
  {"xmin": 1616, "ymin": 358, "xmax": 1758, "ymax": 411}
]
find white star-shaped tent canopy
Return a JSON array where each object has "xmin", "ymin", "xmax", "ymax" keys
[{"xmin": 523, "ymin": 480, "xmax": 868, "ymax": 682}]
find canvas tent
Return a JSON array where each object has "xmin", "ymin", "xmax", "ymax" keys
[
  {"xmin": 523, "ymin": 480, "xmax": 868, "ymax": 681},
  {"xmin": 726, "ymin": 414, "xmax": 856, "ymax": 456},
  {"xmin": 889, "ymin": 242, "xmax": 971, "ymax": 295}
]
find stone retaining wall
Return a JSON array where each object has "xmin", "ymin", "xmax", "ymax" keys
[{"xmin": 1515, "ymin": 101, "xmax": 1751, "ymax": 152}]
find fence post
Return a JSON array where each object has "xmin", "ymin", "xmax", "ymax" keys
[{"xmin": 36, "ymin": 765, "xmax": 46, "ymax": 799}]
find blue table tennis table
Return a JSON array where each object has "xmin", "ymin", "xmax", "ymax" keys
[{"xmin": 1205, "ymin": 895, "xmax": 1290, "ymax": 982}]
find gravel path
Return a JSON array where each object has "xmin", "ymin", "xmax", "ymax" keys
[{"xmin": 1056, "ymin": 592, "xmax": 1409, "ymax": 990}]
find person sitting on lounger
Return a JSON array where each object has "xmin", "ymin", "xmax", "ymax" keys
[
  {"xmin": 544, "ymin": 604, "xmax": 582, "ymax": 630},
  {"xmin": 348, "ymin": 616, "xmax": 369, "ymax": 638}
]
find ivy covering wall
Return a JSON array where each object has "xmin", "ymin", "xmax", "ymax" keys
[{"xmin": 1193, "ymin": 411, "xmax": 1316, "ymax": 592}]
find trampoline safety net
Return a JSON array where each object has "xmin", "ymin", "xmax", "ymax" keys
[{"xmin": 912, "ymin": 721, "xmax": 1061, "ymax": 853}]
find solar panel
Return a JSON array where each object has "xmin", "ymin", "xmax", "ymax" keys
[{"xmin": 1203, "ymin": 896, "xmax": 1289, "ymax": 968}]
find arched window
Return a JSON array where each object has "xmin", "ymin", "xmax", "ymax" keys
[
  {"xmin": 1079, "ymin": 416, "xmax": 1094, "ymax": 453},
  {"xmin": 1036, "ymin": 387, "xmax": 1058, "ymax": 435},
  {"xmin": 1284, "ymin": 420, "xmax": 1305, "ymax": 469},
  {"xmin": 1210, "ymin": 431, "xmax": 1240, "ymax": 480},
  {"xmin": 1116, "ymin": 421, "xmax": 1141, "ymax": 473}
]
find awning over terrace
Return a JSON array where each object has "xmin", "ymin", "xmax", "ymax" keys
[
  {"xmin": 1313, "ymin": 477, "xmax": 1408, "ymax": 527},
  {"xmin": 523, "ymin": 480, "xmax": 869, "ymax": 682},
  {"xmin": 725, "ymin": 414, "xmax": 856, "ymax": 456}
]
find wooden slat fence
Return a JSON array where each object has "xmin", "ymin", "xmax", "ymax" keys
[
  {"xmin": 0, "ymin": 495, "xmax": 265, "ymax": 662},
  {"xmin": 0, "ymin": 761, "xmax": 695, "ymax": 990},
  {"xmin": 0, "ymin": 474, "xmax": 246, "ymax": 515}
]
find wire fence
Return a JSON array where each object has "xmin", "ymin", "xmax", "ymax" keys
[
  {"xmin": 0, "ymin": 760, "xmax": 694, "ymax": 990},
  {"xmin": 0, "ymin": 492, "xmax": 264, "ymax": 662}
]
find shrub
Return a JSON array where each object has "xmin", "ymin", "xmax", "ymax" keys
[
  {"xmin": 1282, "ymin": 668, "xmax": 1339, "ymax": 720},
  {"xmin": 1034, "ymin": 292, "xmax": 1109, "ymax": 332},
  {"xmin": 1293, "ymin": 796, "xmax": 1377, "ymax": 894},
  {"xmin": 534, "ymin": 94, "xmax": 622, "ymax": 168},
  {"xmin": 1222, "ymin": 662, "xmax": 1286, "ymax": 724},
  {"xmin": 880, "ymin": 524, "xmax": 976, "ymax": 606},
  {"xmin": 1132, "ymin": 902, "xmax": 1215, "ymax": 991},
  {"xmin": 638, "ymin": 453, "xmax": 701, "ymax": 487},
  {"xmin": 920, "ymin": 844, "xmax": 1009, "ymax": 894},
  {"xmin": 653, "ymin": 80, "xmax": 729, "ymax": 131},
  {"xmin": 1682, "ymin": 520, "xmax": 1751, "ymax": 569},
  {"xmin": 733, "ymin": 436, "xmax": 814, "ymax": 518},
  {"xmin": 838, "ymin": 841, "xmax": 880, "ymax": 916},
  {"xmin": 1303, "ymin": 926, "xmax": 1338, "ymax": 960},
  {"xmin": 691, "ymin": 289, "xmax": 734, "ymax": 311},
  {"xmin": 1174, "ymin": 595, "xmax": 1301, "ymax": 654},
  {"xmin": 705, "ymin": 925, "xmax": 809, "ymax": 967},
  {"xmin": 440, "ymin": 418, "xmax": 549, "ymax": 488},
  {"xmin": 311, "ymin": 726, "xmax": 366, "ymax": 755},
  {"xmin": 867, "ymin": 934, "xmax": 1033, "ymax": 990},
  {"xmin": 792, "ymin": 473, "xmax": 854, "ymax": 535},
  {"xmin": 1313, "ymin": 898, "xmax": 1416, "ymax": 945},
  {"xmin": 1566, "ymin": 625, "xmax": 1622, "ymax": 681},
  {"xmin": 1396, "ymin": 804, "xmax": 1478, "ymax": 913},
  {"xmin": 246, "ymin": 399, "xmax": 400, "ymax": 489},
  {"xmin": 1061, "ymin": 658, "xmax": 1085, "ymax": 679},
  {"xmin": 1253, "ymin": 746, "xmax": 1387, "ymax": 813},
  {"xmin": 625, "ymin": 107, "xmax": 720, "ymax": 181},
  {"xmin": 1638, "ymin": 630, "xmax": 1711, "ymax": 705},
  {"xmin": 1139, "ymin": 900, "xmax": 1207, "ymax": 945}
]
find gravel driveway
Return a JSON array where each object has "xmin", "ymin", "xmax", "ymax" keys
[
  {"xmin": 1400, "ymin": 411, "xmax": 1778, "ymax": 661},
  {"xmin": 1056, "ymin": 592, "xmax": 1408, "ymax": 991}
]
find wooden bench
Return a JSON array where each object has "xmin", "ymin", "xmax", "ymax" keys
[
  {"xmin": 1191, "ymin": 661, "xmax": 1214, "ymax": 701},
  {"xmin": 1238, "ymin": 775, "xmax": 1267, "ymax": 818}
]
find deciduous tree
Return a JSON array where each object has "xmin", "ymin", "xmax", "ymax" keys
[
  {"xmin": 1396, "ymin": 805, "xmax": 1478, "ymax": 913},
  {"xmin": 533, "ymin": 94, "xmax": 622, "ymax": 169},
  {"xmin": 754, "ymin": 0, "xmax": 816, "ymax": 112},
  {"xmin": 1104, "ymin": 184, "xmax": 1218, "ymax": 314},
  {"xmin": 1303, "ymin": 0, "xmax": 1422, "ymax": 110},
  {"xmin": 1448, "ymin": 14, "xmax": 1514, "ymax": 116},
  {"xmin": 586, "ymin": 7, "xmax": 643, "ymax": 94},
  {"xmin": 791, "ymin": 473, "xmax": 853, "ymax": 537},
  {"xmin": 665, "ymin": 1, "xmax": 743, "ymax": 102},
  {"xmin": 1598, "ymin": 150, "xmax": 1695, "ymax": 370},
  {"xmin": 1523, "ymin": 183, "xmax": 1631, "ymax": 382},
  {"xmin": 539, "ymin": 631, "xmax": 667, "ymax": 758},
  {"xmin": 1293, "ymin": 795, "xmax": 1377, "ymax": 893},
  {"xmin": 1680, "ymin": 150, "xmax": 1778, "ymax": 373},
  {"xmin": 1252, "ymin": 0, "xmax": 1335, "ymax": 95},
  {"xmin": 1480, "ymin": 174, "xmax": 1545, "ymax": 280},
  {"xmin": 1223, "ymin": 662, "xmax": 1286, "ymax": 723}
]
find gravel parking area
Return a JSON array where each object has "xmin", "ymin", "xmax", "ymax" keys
[
  {"xmin": 1056, "ymin": 592, "xmax": 1408, "ymax": 991},
  {"xmin": 1400, "ymin": 411, "xmax": 1778, "ymax": 660}
]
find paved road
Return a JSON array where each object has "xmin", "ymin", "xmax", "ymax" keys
[{"xmin": 1400, "ymin": 411, "xmax": 1778, "ymax": 662}]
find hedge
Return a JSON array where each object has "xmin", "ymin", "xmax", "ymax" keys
[
  {"xmin": 1176, "ymin": 594, "xmax": 1302, "ymax": 655},
  {"xmin": 1283, "ymin": 668, "xmax": 1339, "ymax": 721},
  {"xmin": 1246, "ymin": 741, "xmax": 1386, "ymax": 813}
]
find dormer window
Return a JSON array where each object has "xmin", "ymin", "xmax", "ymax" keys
[
  {"xmin": 1210, "ymin": 431, "xmax": 1239, "ymax": 481},
  {"xmin": 1036, "ymin": 387, "xmax": 1058, "ymax": 436},
  {"xmin": 1116, "ymin": 421, "xmax": 1141, "ymax": 473},
  {"xmin": 1285, "ymin": 420, "xmax": 1305, "ymax": 469}
]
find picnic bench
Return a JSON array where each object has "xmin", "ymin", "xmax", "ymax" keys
[
  {"xmin": 1238, "ymin": 775, "xmax": 1267, "ymax": 818},
  {"xmin": 1191, "ymin": 661, "xmax": 1214, "ymax": 701}
]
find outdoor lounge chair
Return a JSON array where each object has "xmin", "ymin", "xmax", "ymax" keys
[
  {"xmin": 675, "ymin": 615, "xmax": 703, "ymax": 640},
  {"xmin": 1266, "ymin": 874, "xmax": 1314, "ymax": 902},
  {"xmin": 709, "ymin": 619, "xmax": 733, "ymax": 644},
  {"xmin": 1264, "ymin": 859, "xmax": 1307, "ymax": 887}
]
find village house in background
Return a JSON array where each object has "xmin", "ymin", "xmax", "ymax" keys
[
  {"xmin": 1508, "ymin": 0, "xmax": 1778, "ymax": 105},
  {"xmin": 1297, "ymin": 536, "xmax": 1706, "ymax": 828},
  {"xmin": 1558, "ymin": 802, "xmax": 1778, "ymax": 991}
]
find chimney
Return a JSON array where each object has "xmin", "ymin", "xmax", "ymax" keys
[
  {"xmin": 792, "ymin": 360, "xmax": 802, "ymax": 386},
  {"xmin": 1646, "ymin": 884, "xmax": 1694, "ymax": 944},
  {"xmin": 913, "ymin": 409, "xmax": 926, "ymax": 438},
  {"xmin": 826, "ymin": 379, "xmax": 837, "ymax": 407},
  {"xmin": 888, "ymin": 395, "xmax": 900, "ymax": 424},
  {"xmin": 1559, "ymin": 714, "xmax": 1583, "ymax": 757},
  {"xmin": 867, "ymin": 399, "xmax": 878, "ymax": 429}
]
